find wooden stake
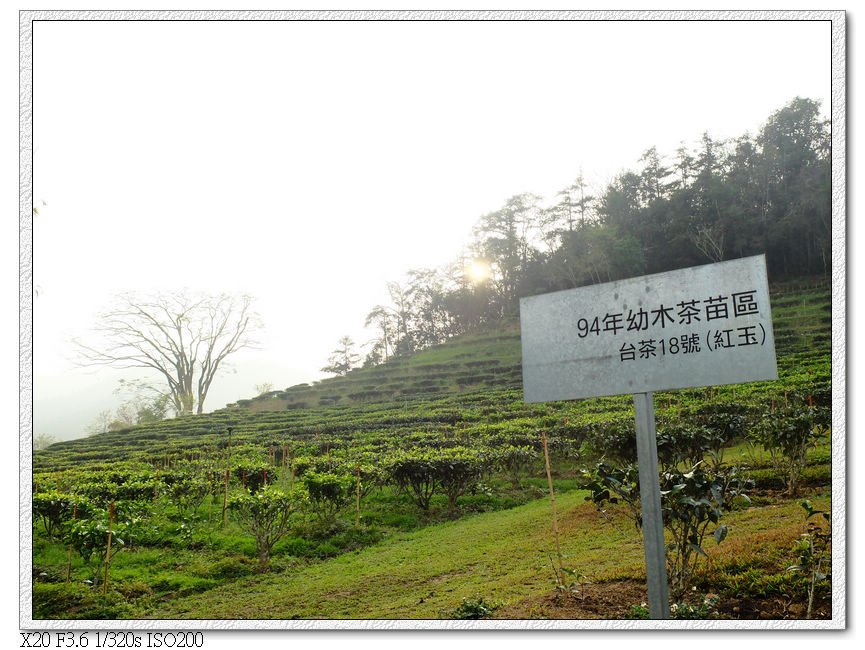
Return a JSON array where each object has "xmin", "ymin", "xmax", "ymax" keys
[
  {"xmin": 66, "ymin": 503, "xmax": 77, "ymax": 583},
  {"xmin": 222, "ymin": 468, "xmax": 230, "ymax": 527},
  {"xmin": 102, "ymin": 501, "xmax": 114, "ymax": 595},
  {"xmin": 208, "ymin": 471, "xmax": 213, "ymax": 524},
  {"xmin": 223, "ymin": 428, "xmax": 233, "ymax": 527},
  {"xmin": 356, "ymin": 463, "xmax": 362, "ymax": 526},
  {"xmin": 541, "ymin": 431, "xmax": 563, "ymax": 575}
]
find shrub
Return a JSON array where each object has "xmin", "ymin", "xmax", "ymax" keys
[
  {"xmin": 586, "ymin": 418, "xmax": 636, "ymax": 464},
  {"xmin": 582, "ymin": 462, "xmax": 751, "ymax": 598},
  {"xmin": 228, "ymin": 486, "xmax": 306, "ymax": 570},
  {"xmin": 385, "ymin": 446, "xmax": 491, "ymax": 513},
  {"xmin": 232, "ymin": 462, "xmax": 276, "ymax": 494},
  {"xmin": 164, "ymin": 474, "xmax": 209, "ymax": 516},
  {"xmin": 495, "ymin": 445, "xmax": 539, "ymax": 489},
  {"xmin": 788, "ymin": 500, "xmax": 832, "ymax": 618},
  {"xmin": 66, "ymin": 506, "xmax": 138, "ymax": 585},
  {"xmin": 302, "ymin": 471, "xmax": 355, "ymax": 524},
  {"xmin": 444, "ymin": 595, "xmax": 501, "ymax": 619},
  {"xmin": 33, "ymin": 492, "xmax": 90, "ymax": 541},
  {"xmin": 656, "ymin": 420, "xmax": 727, "ymax": 472},
  {"xmin": 749, "ymin": 405, "xmax": 829, "ymax": 496}
]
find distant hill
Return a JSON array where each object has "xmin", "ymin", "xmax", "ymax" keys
[
  {"xmin": 235, "ymin": 318, "xmax": 523, "ymax": 412},
  {"xmin": 34, "ymin": 277, "xmax": 831, "ymax": 473}
]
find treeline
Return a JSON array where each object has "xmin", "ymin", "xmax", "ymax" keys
[{"xmin": 333, "ymin": 97, "xmax": 830, "ymax": 372}]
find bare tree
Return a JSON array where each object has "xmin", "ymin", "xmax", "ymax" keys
[
  {"xmin": 34, "ymin": 433, "xmax": 57, "ymax": 450},
  {"xmin": 254, "ymin": 382, "xmax": 275, "ymax": 396},
  {"xmin": 75, "ymin": 291, "xmax": 259, "ymax": 416},
  {"xmin": 689, "ymin": 221, "xmax": 726, "ymax": 263}
]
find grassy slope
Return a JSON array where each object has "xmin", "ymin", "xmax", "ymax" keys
[{"xmin": 146, "ymin": 490, "xmax": 829, "ymax": 620}]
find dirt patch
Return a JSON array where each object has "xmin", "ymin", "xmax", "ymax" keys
[
  {"xmin": 494, "ymin": 580, "xmax": 648, "ymax": 620},
  {"xmin": 493, "ymin": 580, "xmax": 832, "ymax": 621}
]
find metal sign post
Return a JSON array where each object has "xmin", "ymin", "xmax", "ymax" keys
[
  {"xmin": 633, "ymin": 392, "xmax": 669, "ymax": 619},
  {"xmin": 519, "ymin": 255, "xmax": 778, "ymax": 621}
]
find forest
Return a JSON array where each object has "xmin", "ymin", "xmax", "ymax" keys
[{"xmin": 345, "ymin": 97, "xmax": 830, "ymax": 370}]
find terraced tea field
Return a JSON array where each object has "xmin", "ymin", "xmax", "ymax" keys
[{"xmin": 30, "ymin": 279, "xmax": 834, "ymax": 621}]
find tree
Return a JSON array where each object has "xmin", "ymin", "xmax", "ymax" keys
[
  {"xmin": 321, "ymin": 336, "xmax": 360, "ymax": 376},
  {"xmin": 472, "ymin": 193, "xmax": 543, "ymax": 315},
  {"xmin": 34, "ymin": 433, "xmax": 57, "ymax": 450},
  {"xmin": 364, "ymin": 305, "xmax": 396, "ymax": 363},
  {"xmin": 75, "ymin": 291, "xmax": 259, "ymax": 416},
  {"xmin": 85, "ymin": 409, "xmax": 115, "ymax": 436},
  {"xmin": 254, "ymin": 382, "xmax": 275, "ymax": 396}
]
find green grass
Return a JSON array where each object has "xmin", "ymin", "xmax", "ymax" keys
[
  {"xmin": 139, "ymin": 491, "xmax": 829, "ymax": 620},
  {"xmin": 141, "ymin": 488, "xmax": 627, "ymax": 619}
]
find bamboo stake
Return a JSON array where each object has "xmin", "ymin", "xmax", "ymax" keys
[
  {"xmin": 222, "ymin": 468, "xmax": 230, "ymax": 527},
  {"xmin": 223, "ymin": 428, "xmax": 233, "ymax": 527},
  {"xmin": 356, "ymin": 463, "xmax": 362, "ymax": 526},
  {"xmin": 102, "ymin": 501, "xmax": 114, "ymax": 595},
  {"xmin": 66, "ymin": 503, "xmax": 77, "ymax": 583},
  {"xmin": 541, "ymin": 431, "xmax": 563, "ymax": 576},
  {"xmin": 208, "ymin": 471, "xmax": 213, "ymax": 524}
]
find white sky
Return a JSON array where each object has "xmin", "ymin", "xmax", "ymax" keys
[{"xmin": 29, "ymin": 16, "xmax": 833, "ymax": 441}]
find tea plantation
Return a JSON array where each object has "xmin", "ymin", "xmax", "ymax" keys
[{"xmin": 30, "ymin": 279, "xmax": 834, "ymax": 621}]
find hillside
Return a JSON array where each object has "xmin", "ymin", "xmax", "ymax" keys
[
  {"xmin": 30, "ymin": 278, "xmax": 834, "ymax": 621},
  {"xmin": 36, "ymin": 277, "xmax": 831, "ymax": 471}
]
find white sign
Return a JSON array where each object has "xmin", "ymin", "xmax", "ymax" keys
[{"xmin": 520, "ymin": 255, "xmax": 777, "ymax": 403}]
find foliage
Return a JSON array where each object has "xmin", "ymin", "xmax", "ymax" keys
[
  {"xmin": 656, "ymin": 419, "xmax": 730, "ymax": 472},
  {"xmin": 33, "ymin": 491, "xmax": 88, "ymax": 541},
  {"xmin": 585, "ymin": 418, "xmax": 637, "ymax": 464},
  {"xmin": 302, "ymin": 471, "xmax": 356, "ymax": 523},
  {"xmin": 163, "ymin": 474, "xmax": 210, "ymax": 516},
  {"xmin": 788, "ymin": 499, "xmax": 832, "ymax": 619},
  {"xmin": 228, "ymin": 486, "xmax": 306, "ymax": 570},
  {"xmin": 749, "ymin": 405, "xmax": 829, "ymax": 496},
  {"xmin": 669, "ymin": 594, "xmax": 720, "ymax": 619},
  {"xmin": 497, "ymin": 444, "xmax": 539, "ymax": 489},
  {"xmin": 444, "ymin": 595, "xmax": 501, "ymax": 620},
  {"xmin": 581, "ymin": 462, "xmax": 642, "ymax": 530},
  {"xmin": 340, "ymin": 97, "xmax": 830, "ymax": 371},
  {"xmin": 583, "ymin": 461, "xmax": 751, "ymax": 598},
  {"xmin": 66, "ymin": 504, "xmax": 141, "ymax": 584},
  {"xmin": 659, "ymin": 465, "xmax": 751, "ymax": 598},
  {"xmin": 34, "ymin": 433, "xmax": 57, "ymax": 451},
  {"xmin": 231, "ymin": 461, "xmax": 276, "ymax": 494},
  {"xmin": 386, "ymin": 446, "xmax": 491, "ymax": 513},
  {"xmin": 29, "ymin": 276, "xmax": 831, "ymax": 619}
]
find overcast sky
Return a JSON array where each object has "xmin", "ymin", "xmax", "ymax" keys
[{"xmin": 29, "ymin": 16, "xmax": 833, "ymax": 441}]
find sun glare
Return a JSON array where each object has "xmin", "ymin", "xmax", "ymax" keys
[{"xmin": 466, "ymin": 259, "xmax": 491, "ymax": 284}]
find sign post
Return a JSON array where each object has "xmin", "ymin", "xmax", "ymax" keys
[
  {"xmin": 633, "ymin": 391, "xmax": 669, "ymax": 619},
  {"xmin": 520, "ymin": 255, "xmax": 777, "ymax": 619}
]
